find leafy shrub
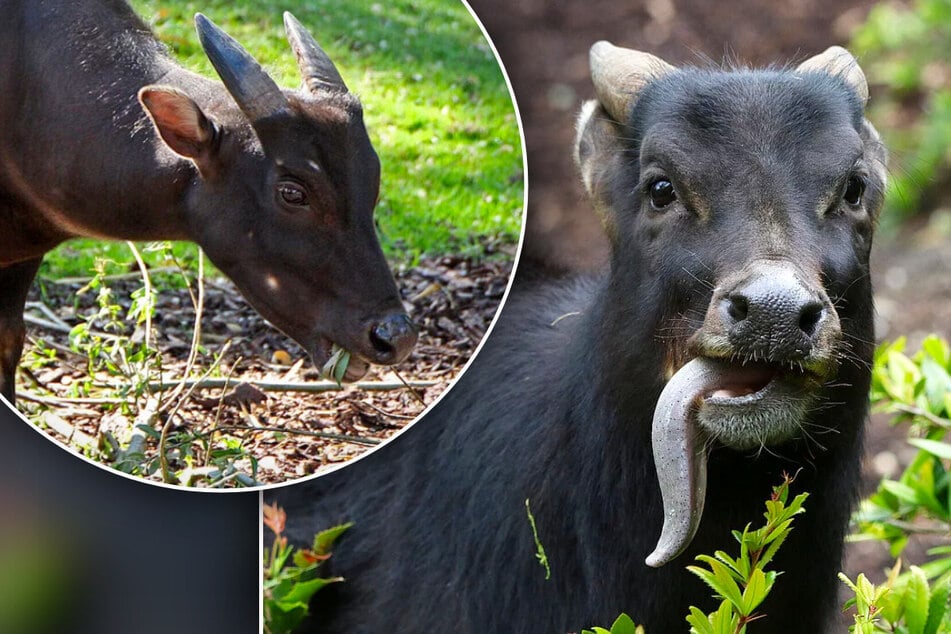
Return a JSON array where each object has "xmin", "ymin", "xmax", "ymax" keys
[
  {"xmin": 840, "ymin": 562, "xmax": 950, "ymax": 633},
  {"xmin": 855, "ymin": 336, "xmax": 951, "ymax": 572},
  {"xmin": 263, "ymin": 503, "xmax": 351, "ymax": 634},
  {"xmin": 851, "ymin": 0, "xmax": 951, "ymax": 225}
]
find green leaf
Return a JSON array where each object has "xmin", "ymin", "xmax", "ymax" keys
[
  {"xmin": 688, "ymin": 557, "xmax": 744, "ymax": 609},
  {"xmin": 712, "ymin": 550, "xmax": 746, "ymax": 581},
  {"xmin": 922, "ymin": 335, "xmax": 951, "ymax": 368},
  {"xmin": 909, "ymin": 438, "xmax": 951, "ymax": 461},
  {"xmin": 686, "ymin": 606, "xmax": 716, "ymax": 634},
  {"xmin": 924, "ymin": 576, "xmax": 951, "ymax": 634},
  {"xmin": 758, "ymin": 524, "xmax": 792, "ymax": 570},
  {"xmin": 904, "ymin": 566, "xmax": 932, "ymax": 634},
  {"xmin": 919, "ymin": 555, "xmax": 951, "ymax": 581},
  {"xmin": 881, "ymin": 479, "xmax": 922, "ymax": 506},
  {"xmin": 921, "ymin": 356, "xmax": 951, "ymax": 414},
  {"xmin": 313, "ymin": 522, "xmax": 353, "ymax": 556},
  {"xmin": 606, "ymin": 613, "xmax": 638, "ymax": 634},
  {"xmin": 264, "ymin": 601, "xmax": 309, "ymax": 634},
  {"xmin": 710, "ymin": 599, "xmax": 738, "ymax": 634},
  {"xmin": 740, "ymin": 567, "xmax": 773, "ymax": 614},
  {"xmin": 278, "ymin": 576, "xmax": 342, "ymax": 605}
]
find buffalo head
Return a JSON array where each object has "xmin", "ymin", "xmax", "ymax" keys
[
  {"xmin": 575, "ymin": 43, "xmax": 886, "ymax": 565},
  {"xmin": 137, "ymin": 13, "xmax": 416, "ymax": 379}
]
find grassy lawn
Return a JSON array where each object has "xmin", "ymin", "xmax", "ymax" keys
[{"xmin": 41, "ymin": 0, "xmax": 523, "ymax": 278}]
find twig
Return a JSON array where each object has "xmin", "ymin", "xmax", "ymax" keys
[
  {"xmin": 40, "ymin": 411, "xmax": 98, "ymax": 448},
  {"xmin": 159, "ymin": 342, "xmax": 231, "ymax": 484},
  {"xmin": 45, "ymin": 266, "xmax": 180, "ymax": 285},
  {"xmin": 18, "ymin": 392, "xmax": 126, "ymax": 406},
  {"xmin": 162, "ymin": 247, "xmax": 206, "ymax": 408},
  {"xmin": 891, "ymin": 403, "xmax": 951, "ymax": 429},
  {"xmin": 26, "ymin": 335, "xmax": 84, "ymax": 358},
  {"xmin": 885, "ymin": 518, "xmax": 951, "ymax": 536},
  {"xmin": 126, "ymin": 242, "xmax": 154, "ymax": 350},
  {"xmin": 350, "ymin": 398, "xmax": 417, "ymax": 421},
  {"xmin": 147, "ymin": 377, "xmax": 438, "ymax": 392},
  {"xmin": 176, "ymin": 465, "xmax": 259, "ymax": 488},
  {"xmin": 122, "ymin": 397, "xmax": 158, "ymax": 463},
  {"xmin": 393, "ymin": 368, "xmax": 428, "ymax": 406},
  {"xmin": 24, "ymin": 301, "xmax": 72, "ymax": 331},
  {"xmin": 24, "ymin": 313, "xmax": 115, "ymax": 339},
  {"xmin": 216, "ymin": 425, "xmax": 381, "ymax": 446},
  {"xmin": 204, "ymin": 358, "xmax": 239, "ymax": 468}
]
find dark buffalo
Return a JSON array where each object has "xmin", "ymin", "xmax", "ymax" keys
[
  {"xmin": 0, "ymin": 0, "xmax": 417, "ymax": 403},
  {"xmin": 269, "ymin": 44, "xmax": 885, "ymax": 632}
]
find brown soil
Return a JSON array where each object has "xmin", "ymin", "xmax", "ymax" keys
[{"xmin": 16, "ymin": 251, "xmax": 512, "ymax": 488}]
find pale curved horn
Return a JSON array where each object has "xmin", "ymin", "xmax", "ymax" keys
[
  {"xmin": 797, "ymin": 46, "xmax": 869, "ymax": 105},
  {"xmin": 283, "ymin": 12, "xmax": 348, "ymax": 94},
  {"xmin": 195, "ymin": 13, "xmax": 289, "ymax": 121},
  {"xmin": 589, "ymin": 41, "xmax": 674, "ymax": 123}
]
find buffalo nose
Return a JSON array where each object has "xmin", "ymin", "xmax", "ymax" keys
[
  {"xmin": 368, "ymin": 313, "xmax": 418, "ymax": 364},
  {"xmin": 720, "ymin": 267, "xmax": 830, "ymax": 360}
]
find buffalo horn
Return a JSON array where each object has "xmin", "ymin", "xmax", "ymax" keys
[
  {"xmin": 283, "ymin": 12, "xmax": 349, "ymax": 94},
  {"xmin": 195, "ymin": 13, "xmax": 289, "ymax": 121},
  {"xmin": 797, "ymin": 46, "xmax": 869, "ymax": 105},
  {"xmin": 589, "ymin": 41, "xmax": 674, "ymax": 124}
]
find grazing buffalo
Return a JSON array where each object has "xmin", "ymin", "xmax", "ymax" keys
[
  {"xmin": 268, "ymin": 43, "xmax": 885, "ymax": 633},
  {"xmin": 0, "ymin": 0, "xmax": 417, "ymax": 403}
]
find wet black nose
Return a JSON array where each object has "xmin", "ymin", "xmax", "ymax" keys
[
  {"xmin": 720, "ymin": 266, "xmax": 830, "ymax": 360},
  {"xmin": 368, "ymin": 313, "xmax": 418, "ymax": 364}
]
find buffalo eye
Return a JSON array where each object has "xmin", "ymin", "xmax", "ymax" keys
[
  {"xmin": 277, "ymin": 181, "xmax": 308, "ymax": 208},
  {"xmin": 649, "ymin": 178, "xmax": 677, "ymax": 210},
  {"xmin": 843, "ymin": 174, "xmax": 866, "ymax": 206}
]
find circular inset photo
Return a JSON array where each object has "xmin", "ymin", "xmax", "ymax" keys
[{"xmin": 0, "ymin": 0, "xmax": 524, "ymax": 488}]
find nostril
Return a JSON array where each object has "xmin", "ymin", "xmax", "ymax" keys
[
  {"xmin": 369, "ymin": 314, "xmax": 418, "ymax": 362},
  {"xmin": 370, "ymin": 325, "xmax": 395, "ymax": 355},
  {"xmin": 725, "ymin": 294, "xmax": 749, "ymax": 324},
  {"xmin": 798, "ymin": 302, "xmax": 825, "ymax": 337}
]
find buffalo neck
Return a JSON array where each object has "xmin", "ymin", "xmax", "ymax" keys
[{"xmin": 1, "ymin": 2, "xmax": 239, "ymax": 255}]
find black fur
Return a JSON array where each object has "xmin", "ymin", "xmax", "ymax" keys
[{"xmin": 269, "ymin": 63, "xmax": 884, "ymax": 633}]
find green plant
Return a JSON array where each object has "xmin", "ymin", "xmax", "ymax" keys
[
  {"xmin": 684, "ymin": 475, "xmax": 806, "ymax": 634},
  {"xmin": 851, "ymin": 0, "xmax": 951, "ymax": 226},
  {"xmin": 23, "ymin": 241, "xmax": 262, "ymax": 486},
  {"xmin": 840, "ymin": 561, "xmax": 951, "ymax": 633},
  {"xmin": 584, "ymin": 476, "xmax": 806, "ymax": 634},
  {"xmin": 525, "ymin": 498, "xmax": 551, "ymax": 580},
  {"xmin": 854, "ymin": 336, "xmax": 951, "ymax": 572},
  {"xmin": 846, "ymin": 334, "xmax": 951, "ymax": 632},
  {"xmin": 582, "ymin": 613, "xmax": 645, "ymax": 634},
  {"xmin": 263, "ymin": 504, "xmax": 352, "ymax": 634}
]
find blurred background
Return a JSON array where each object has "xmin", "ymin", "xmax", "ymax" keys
[{"xmin": 0, "ymin": 404, "xmax": 258, "ymax": 634}]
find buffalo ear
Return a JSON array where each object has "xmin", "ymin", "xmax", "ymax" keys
[
  {"xmin": 574, "ymin": 100, "xmax": 628, "ymax": 238},
  {"xmin": 797, "ymin": 46, "xmax": 869, "ymax": 105},
  {"xmin": 139, "ymin": 86, "xmax": 218, "ymax": 175}
]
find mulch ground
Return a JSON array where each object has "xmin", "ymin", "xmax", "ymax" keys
[{"xmin": 15, "ymin": 250, "xmax": 512, "ymax": 487}]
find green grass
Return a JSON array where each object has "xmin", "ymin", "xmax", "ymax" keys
[{"xmin": 41, "ymin": 0, "xmax": 523, "ymax": 278}]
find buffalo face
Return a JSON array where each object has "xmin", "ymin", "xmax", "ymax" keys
[
  {"xmin": 576, "ymin": 43, "xmax": 886, "ymax": 564},
  {"xmin": 138, "ymin": 13, "xmax": 416, "ymax": 379}
]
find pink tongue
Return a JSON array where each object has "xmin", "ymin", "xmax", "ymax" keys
[{"xmin": 711, "ymin": 385, "xmax": 756, "ymax": 398}]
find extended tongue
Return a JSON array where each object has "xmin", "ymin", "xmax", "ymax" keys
[{"xmin": 646, "ymin": 356, "xmax": 730, "ymax": 567}]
